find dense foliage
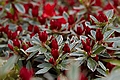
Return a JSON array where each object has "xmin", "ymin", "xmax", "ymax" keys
[{"xmin": 0, "ymin": 0, "xmax": 120, "ymax": 80}]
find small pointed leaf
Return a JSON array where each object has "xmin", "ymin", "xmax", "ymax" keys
[
  {"xmin": 90, "ymin": 15, "xmax": 99, "ymax": 22},
  {"xmin": 15, "ymin": 3, "xmax": 25, "ymax": 13},
  {"xmin": 26, "ymin": 45, "xmax": 40, "ymax": 52},
  {"xmin": 98, "ymin": 61, "xmax": 107, "ymax": 71},
  {"xmin": 35, "ymin": 66, "xmax": 52, "ymax": 74},
  {"xmin": 103, "ymin": 30, "xmax": 114, "ymax": 40},
  {"xmin": 87, "ymin": 58, "xmax": 98, "ymax": 72},
  {"xmin": 91, "ymin": 30, "xmax": 96, "ymax": 39},
  {"xmin": 104, "ymin": 9, "xmax": 114, "ymax": 19},
  {"xmin": 93, "ymin": 46, "xmax": 105, "ymax": 55}
]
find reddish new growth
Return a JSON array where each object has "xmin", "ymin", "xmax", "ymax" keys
[
  {"xmin": 51, "ymin": 39, "xmax": 59, "ymax": 49},
  {"xmin": 49, "ymin": 38, "xmax": 60, "ymax": 65},
  {"xmin": 20, "ymin": 67, "xmax": 34, "ymax": 80},
  {"xmin": 38, "ymin": 16, "xmax": 46, "ymax": 25},
  {"xmin": 50, "ymin": 18, "xmax": 66, "ymax": 31},
  {"xmin": 58, "ymin": 6, "xmax": 68, "ymax": 15},
  {"xmin": 68, "ymin": 15, "xmax": 75, "ymax": 25},
  {"xmin": 43, "ymin": 3, "xmax": 56, "ymax": 18},
  {"xmin": 32, "ymin": 5, "xmax": 39, "ymax": 17},
  {"xmin": 97, "ymin": 11, "xmax": 108, "ymax": 22},
  {"xmin": 39, "ymin": 31, "xmax": 48, "ymax": 43},
  {"xmin": 81, "ymin": 38, "xmax": 91, "ymax": 55},
  {"xmin": 63, "ymin": 43, "xmax": 70, "ymax": 54},
  {"xmin": 76, "ymin": 26, "xmax": 84, "ymax": 35},
  {"xmin": 13, "ymin": 39, "xmax": 21, "ymax": 48},
  {"xmin": 79, "ymin": 73, "xmax": 88, "ymax": 80},
  {"xmin": 107, "ymin": 42, "xmax": 115, "ymax": 55},
  {"xmin": 33, "ymin": 25, "xmax": 40, "ymax": 34},
  {"xmin": 96, "ymin": 28, "xmax": 103, "ymax": 41},
  {"xmin": 51, "ymin": 48, "xmax": 59, "ymax": 61},
  {"xmin": 28, "ymin": 24, "xmax": 33, "ymax": 32},
  {"xmin": 49, "ymin": 58, "xmax": 56, "ymax": 65}
]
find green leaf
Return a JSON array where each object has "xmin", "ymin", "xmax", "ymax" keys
[
  {"xmin": 104, "ymin": 9, "xmax": 114, "ymax": 19},
  {"xmin": 39, "ymin": 46, "xmax": 47, "ymax": 53},
  {"xmin": 35, "ymin": 66, "xmax": 52, "ymax": 74},
  {"xmin": 114, "ymin": 52, "xmax": 120, "ymax": 57},
  {"xmin": 103, "ymin": 30, "xmax": 114, "ymax": 40},
  {"xmin": 88, "ymin": 34, "xmax": 95, "ymax": 40},
  {"xmin": 20, "ymin": 49, "xmax": 28, "ymax": 56},
  {"xmin": 61, "ymin": 53, "xmax": 68, "ymax": 60},
  {"xmin": 110, "ymin": 60, "xmax": 120, "ymax": 66},
  {"xmin": 105, "ymin": 47, "xmax": 120, "ymax": 50},
  {"xmin": 44, "ymin": 52, "xmax": 51, "ymax": 60},
  {"xmin": 85, "ymin": 21, "xmax": 97, "ymax": 28},
  {"xmin": 70, "ymin": 51, "xmax": 84, "ymax": 57},
  {"xmin": 70, "ymin": 41, "xmax": 78, "ymax": 50},
  {"xmin": 63, "ymin": 11, "xmax": 69, "ymax": 21},
  {"xmin": 0, "ymin": 44, "xmax": 7, "ymax": 48},
  {"xmin": 59, "ymin": 60, "xmax": 69, "ymax": 70},
  {"xmin": 59, "ymin": 31, "xmax": 70, "ymax": 34},
  {"xmin": 90, "ymin": 15, "xmax": 99, "ymax": 22},
  {"xmin": 97, "ymin": 68, "xmax": 107, "ymax": 76},
  {"xmin": 105, "ymin": 37, "xmax": 120, "ymax": 42},
  {"xmin": 74, "ymin": 57, "xmax": 86, "ymax": 66},
  {"xmin": 26, "ymin": 61, "xmax": 32, "ymax": 70},
  {"xmin": 0, "ymin": 8, "xmax": 4, "ymax": 17},
  {"xmin": 102, "ymin": 24, "xmax": 108, "ymax": 34},
  {"xmin": 93, "ymin": 45, "xmax": 105, "ymax": 55},
  {"xmin": 52, "ymin": 16, "xmax": 63, "ymax": 19},
  {"xmin": 74, "ymin": 57, "xmax": 86, "ymax": 61},
  {"xmin": 44, "ymin": 44, "xmax": 51, "ymax": 51},
  {"xmin": 61, "ymin": 23, "xmax": 69, "ymax": 30},
  {"xmin": 26, "ymin": 45, "xmax": 40, "ymax": 52},
  {"xmin": 32, "ymin": 36, "xmax": 41, "ymax": 44},
  {"xmin": 5, "ymin": 3, "xmax": 12, "ymax": 12},
  {"xmin": 87, "ymin": 58, "xmax": 98, "ymax": 72},
  {"xmin": 37, "ymin": 63, "xmax": 52, "ymax": 68},
  {"xmin": 77, "ymin": 10, "xmax": 86, "ymax": 16},
  {"xmin": 91, "ymin": 30, "xmax": 96, "ymax": 39},
  {"xmin": 113, "ymin": 27, "xmax": 120, "ymax": 33},
  {"xmin": 57, "ymin": 64, "xmax": 67, "ymax": 70},
  {"xmin": 57, "ymin": 35, "xmax": 63, "ymax": 45},
  {"xmin": 0, "ymin": 55, "xmax": 19, "ymax": 76},
  {"xmin": 27, "ymin": 52, "xmax": 37, "ymax": 60},
  {"xmin": 9, "ymin": 23, "xmax": 17, "ymax": 31},
  {"xmin": 14, "ymin": 3, "xmax": 25, "ymax": 13},
  {"xmin": 113, "ymin": 42, "xmax": 118, "ymax": 48},
  {"xmin": 98, "ymin": 61, "xmax": 107, "ymax": 71},
  {"xmin": 17, "ymin": 60, "xmax": 23, "ymax": 68},
  {"xmin": 103, "ymin": 59, "xmax": 120, "ymax": 66}
]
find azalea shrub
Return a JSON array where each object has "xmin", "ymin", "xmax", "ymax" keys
[{"xmin": 0, "ymin": 0, "xmax": 120, "ymax": 80}]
